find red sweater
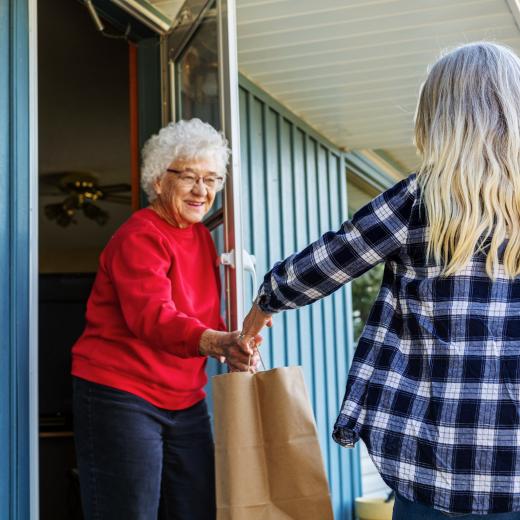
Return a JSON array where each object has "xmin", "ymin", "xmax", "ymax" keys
[{"xmin": 71, "ymin": 208, "xmax": 225, "ymax": 409}]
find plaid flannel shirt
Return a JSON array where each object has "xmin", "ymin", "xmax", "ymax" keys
[{"xmin": 256, "ymin": 174, "xmax": 520, "ymax": 515}]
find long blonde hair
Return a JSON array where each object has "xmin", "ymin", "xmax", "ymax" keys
[{"xmin": 415, "ymin": 42, "xmax": 520, "ymax": 278}]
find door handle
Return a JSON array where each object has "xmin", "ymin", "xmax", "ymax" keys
[{"xmin": 219, "ymin": 249, "xmax": 257, "ymax": 300}]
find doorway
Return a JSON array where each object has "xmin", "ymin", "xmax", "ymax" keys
[
  {"xmin": 36, "ymin": 0, "xmax": 243, "ymax": 518},
  {"xmin": 37, "ymin": 1, "xmax": 138, "ymax": 518}
]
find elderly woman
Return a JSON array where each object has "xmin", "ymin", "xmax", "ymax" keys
[{"xmin": 71, "ymin": 119, "xmax": 254, "ymax": 520}]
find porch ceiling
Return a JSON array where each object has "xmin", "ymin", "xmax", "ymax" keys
[
  {"xmin": 148, "ymin": 0, "xmax": 520, "ymax": 174},
  {"xmin": 236, "ymin": 0, "xmax": 520, "ymax": 173}
]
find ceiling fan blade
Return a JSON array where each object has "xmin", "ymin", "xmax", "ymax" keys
[
  {"xmin": 101, "ymin": 194, "xmax": 132, "ymax": 205},
  {"xmin": 39, "ymin": 172, "xmax": 70, "ymax": 188},
  {"xmin": 98, "ymin": 183, "xmax": 131, "ymax": 193},
  {"xmin": 39, "ymin": 189, "xmax": 64, "ymax": 196}
]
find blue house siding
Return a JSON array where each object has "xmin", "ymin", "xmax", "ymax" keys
[
  {"xmin": 238, "ymin": 75, "xmax": 361, "ymax": 519},
  {"xmin": 1, "ymin": 1, "xmax": 35, "ymax": 519},
  {"xmin": 0, "ymin": 2, "xmax": 11, "ymax": 514}
]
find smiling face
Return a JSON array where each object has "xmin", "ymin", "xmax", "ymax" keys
[{"xmin": 153, "ymin": 157, "xmax": 219, "ymax": 228}]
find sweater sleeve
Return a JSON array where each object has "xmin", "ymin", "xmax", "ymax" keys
[
  {"xmin": 104, "ymin": 227, "xmax": 208, "ymax": 358},
  {"xmin": 256, "ymin": 175, "xmax": 417, "ymax": 314}
]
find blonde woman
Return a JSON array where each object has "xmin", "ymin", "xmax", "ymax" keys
[{"xmin": 239, "ymin": 42, "xmax": 520, "ymax": 518}]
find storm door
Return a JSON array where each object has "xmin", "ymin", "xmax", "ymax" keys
[{"xmin": 164, "ymin": 0, "xmax": 247, "ymax": 329}]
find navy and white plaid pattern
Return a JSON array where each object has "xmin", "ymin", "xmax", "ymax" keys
[{"xmin": 256, "ymin": 174, "xmax": 520, "ymax": 515}]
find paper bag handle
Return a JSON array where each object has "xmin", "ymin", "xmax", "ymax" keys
[{"xmin": 248, "ymin": 348, "xmax": 267, "ymax": 372}]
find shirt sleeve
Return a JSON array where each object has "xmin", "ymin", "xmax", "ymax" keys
[
  {"xmin": 256, "ymin": 175, "xmax": 417, "ymax": 314},
  {"xmin": 104, "ymin": 226, "xmax": 209, "ymax": 358}
]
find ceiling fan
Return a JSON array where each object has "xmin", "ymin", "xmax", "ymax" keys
[{"xmin": 40, "ymin": 171, "xmax": 131, "ymax": 227}]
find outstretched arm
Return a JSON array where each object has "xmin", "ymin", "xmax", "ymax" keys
[{"xmin": 238, "ymin": 176, "xmax": 416, "ymax": 352}]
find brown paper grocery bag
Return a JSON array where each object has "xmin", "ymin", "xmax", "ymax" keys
[{"xmin": 213, "ymin": 366, "xmax": 334, "ymax": 520}]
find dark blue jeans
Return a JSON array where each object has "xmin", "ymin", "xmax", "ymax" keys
[
  {"xmin": 73, "ymin": 377, "xmax": 216, "ymax": 520},
  {"xmin": 393, "ymin": 493, "xmax": 520, "ymax": 520}
]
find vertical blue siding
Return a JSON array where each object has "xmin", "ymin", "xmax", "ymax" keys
[
  {"xmin": 238, "ymin": 75, "xmax": 360, "ymax": 520},
  {"xmin": 0, "ymin": 2, "xmax": 10, "ymax": 515},
  {"xmin": 1, "ymin": 1, "xmax": 32, "ymax": 519}
]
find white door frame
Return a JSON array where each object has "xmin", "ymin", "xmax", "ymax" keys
[
  {"xmin": 218, "ymin": 0, "xmax": 246, "ymax": 328},
  {"xmin": 29, "ymin": 0, "xmax": 40, "ymax": 516}
]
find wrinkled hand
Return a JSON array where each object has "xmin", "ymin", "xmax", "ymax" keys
[
  {"xmin": 199, "ymin": 329, "xmax": 260, "ymax": 372},
  {"xmin": 238, "ymin": 303, "xmax": 273, "ymax": 355}
]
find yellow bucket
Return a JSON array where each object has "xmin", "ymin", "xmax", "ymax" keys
[{"xmin": 355, "ymin": 497, "xmax": 394, "ymax": 520}]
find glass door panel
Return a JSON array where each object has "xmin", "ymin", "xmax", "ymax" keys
[
  {"xmin": 176, "ymin": 4, "xmax": 220, "ymax": 127},
  {"xmin": 175, "ymin": 3, "xmax": 222, "ymax": 221},
  {"xmin": 165, "ymin": 0, "xmax": 245, "ymax": 327}
]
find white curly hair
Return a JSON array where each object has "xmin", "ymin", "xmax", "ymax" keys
[{"xmin": 141, "ymin": 118, "xmax": 230, "ymax": 202}]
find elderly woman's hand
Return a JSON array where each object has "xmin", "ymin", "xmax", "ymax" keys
[
  {"xmin": 237, "ymin": 303, "xmax": 273, "ymax": 355},
  {"xmin": 199, "ymin": 330, "xmax": 260, "ymax": 372}
]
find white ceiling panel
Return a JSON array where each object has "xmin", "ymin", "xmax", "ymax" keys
[{"xmin": 237, "ymin": 0, "xmax": 520, "ymax": 173}]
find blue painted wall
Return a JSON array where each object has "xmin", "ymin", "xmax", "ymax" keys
[
  {"xmin": 0, "ymin": 1, "xmax": 32, "ymax": 519},
  {"xmin": 236, "ymin": 74, "xmax": 362, "ymax": 519}
]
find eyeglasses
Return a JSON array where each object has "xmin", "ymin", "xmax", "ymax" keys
[{"xmin": 166, "ymin": 168, "xmax": 225, "ymax": 192}]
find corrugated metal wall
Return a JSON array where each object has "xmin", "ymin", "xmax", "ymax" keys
[{"xmin": 236, "ymin": 74, "xmax": 361, "ymax": 519}]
